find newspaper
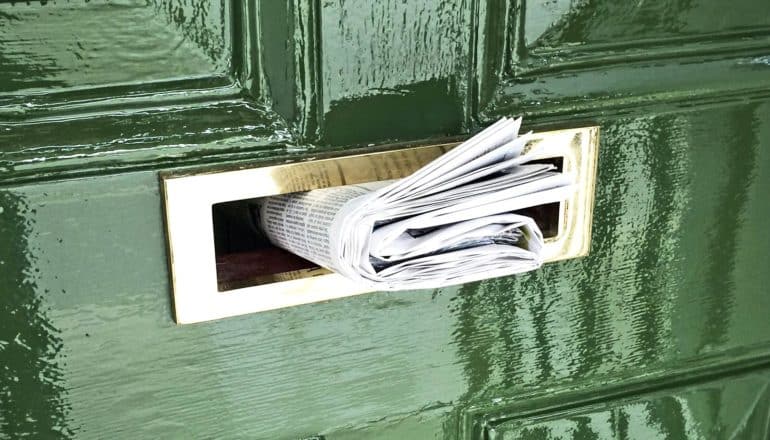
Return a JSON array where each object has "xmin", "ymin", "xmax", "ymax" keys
[{"xmin": 257, "ymin": 117, "xmax": 575, "ymax": 290}]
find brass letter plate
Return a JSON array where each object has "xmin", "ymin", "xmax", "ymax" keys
[{"xmin": 161, "ymin": 126, "xmax": 599, "ymax": 324}]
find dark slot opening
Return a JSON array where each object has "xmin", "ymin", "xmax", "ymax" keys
[
  {"xmin": 212, "ymin": 199, "xmax": 321, "ymax": 292},
  {"xmin": 515, "ymin": 202, "xmax": 560, "ymax": 238},
  {"xmin": 212, "ymin": 156, "xmax": 565, "ymax": 291}
]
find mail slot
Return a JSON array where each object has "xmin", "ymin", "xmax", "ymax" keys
[{"xmin": 160, "ymin": 126, "xmax": 599, "ymax": 324}]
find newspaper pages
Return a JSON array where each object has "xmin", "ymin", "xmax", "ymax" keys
[{"xmin": 257, "ymin": 117, "xmax": 575, "ymax": 290}]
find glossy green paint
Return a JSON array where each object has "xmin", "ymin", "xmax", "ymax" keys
[
  {"xmin": 487, "ymin": 369, "xmax": 770, "ymax": 438},
  {"xmin": 2, "ymin": 0, "xmax": 770, "ymax": 439}
]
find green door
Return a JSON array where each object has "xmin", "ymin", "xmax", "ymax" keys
[{"xmin": 2, "ymin": 1, "xmax": 770, "ymax": 438}]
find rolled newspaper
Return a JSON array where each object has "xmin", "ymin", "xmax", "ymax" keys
[{"xmin": 257, "ymin": 117, "xmax": 575, "ymax": 290}]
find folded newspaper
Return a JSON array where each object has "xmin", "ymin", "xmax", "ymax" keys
[{"xmin": 257, "ymin": 117, "xmax": 575, "ymax": 290}]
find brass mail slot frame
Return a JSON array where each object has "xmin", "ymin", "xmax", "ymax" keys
[{"xmin": 161, "ymin": 126, "xmax": 599, "ymax": 324}]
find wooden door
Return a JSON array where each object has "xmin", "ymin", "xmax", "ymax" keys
[{"xmin": 2, "ymin": 0, "xmax": 770, "ymax": 438}]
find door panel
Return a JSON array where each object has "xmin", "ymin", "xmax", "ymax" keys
[
  {"xmin": 476, "ymin": 1, "xmax": 770, "ymax": 121},
  {"xmin": 316, "ymin": 0, "xmax": 470, "ymax": 145},
  {"xmin": 0, "ymin": 0, "xmax": 282, "ymax": 185},
  {"xmin": 485, "ymin": 370, "xmax": 770, "ymax": 439},
  {"xmin": 1, "ymin": 0, "xmax": 770, "ymax": 439},
  {"xmin": 0, "ymin": 0, "xmax": 230, "ymax": 94},
  {"xmin": 523, "ymin": 0, "xmax": 770, "ymax": 44}
]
